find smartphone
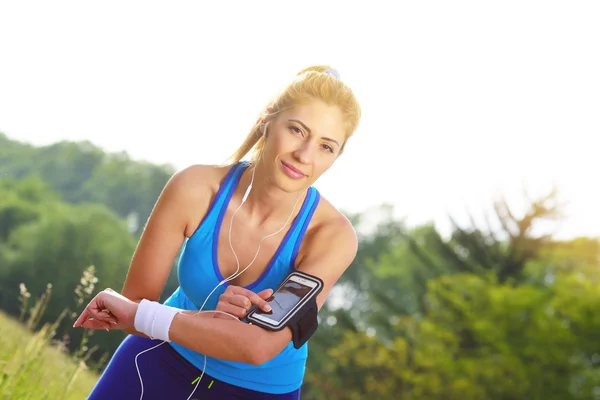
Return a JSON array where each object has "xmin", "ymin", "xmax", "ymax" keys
[{"xmin": 246, "ymin": 271, "xmax": 323, "ymax": 331}]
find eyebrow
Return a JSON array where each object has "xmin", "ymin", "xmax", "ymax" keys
[{"xmin": 288, "ymin": 118, "xmax": 341, "ymax": 147}]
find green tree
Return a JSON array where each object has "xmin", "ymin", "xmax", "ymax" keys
[
  {"xmin": 0, "ymin": 133, "xmax": 174, "ymax": 236},
  {"xmin": 307, "ymin": 235, "xmax": 600, "ymax": 399},
  {"xmin": 0, "ymin": 176, "xmax": 138, "ymax": 358}
]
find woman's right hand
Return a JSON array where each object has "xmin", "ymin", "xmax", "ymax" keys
[{"xmin": 214, "ymin": 285, "xmax": 273, "ymax": 320}]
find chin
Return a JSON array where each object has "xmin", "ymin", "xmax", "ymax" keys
[
  {"xmin": 271, "ymin": 170, "xmax": 309, "ymax": 194},
  {"xmin": 275, "ymin": 176, "xmax": 309, "ymax": 194}
]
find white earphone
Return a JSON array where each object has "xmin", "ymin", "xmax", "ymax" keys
[
  {"xmin": 134, "ymin": 121, "xmax": 306, "ymax": 400},
  {"xmin": 242, "ymin": 121, "xmax": 268, "ymax": 203}
]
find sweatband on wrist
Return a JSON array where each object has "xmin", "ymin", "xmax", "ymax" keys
[{"xmin": 134, "ymin": 299, "xmax": 182, "ymax": 342}]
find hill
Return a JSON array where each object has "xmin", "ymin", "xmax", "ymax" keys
[{"xmin": 0, "ymin": 132, "xmax": 175, "ymax": 236}]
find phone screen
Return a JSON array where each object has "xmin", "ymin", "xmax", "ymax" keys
[{"xmin": 254, "ymin": 279, "xmax": 313, "ymax": 323}]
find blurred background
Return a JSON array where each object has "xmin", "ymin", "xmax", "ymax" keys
[{"xmin": 0, "ymin": 1, "xmax": 599, "ymax": 399}]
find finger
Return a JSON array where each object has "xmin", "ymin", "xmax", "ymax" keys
[
  {"xmin": 257, "ymin": 288, "xmax": 274, "ymax": 300},
  {"xmin": 73, "ymin": 309, "xmax": 91, "ymax": 328},
  {"xmin": 74, "ymin": 309, "xmax": 112, "ymax": 328},
  {"xmin": 216, "ymin": 301, "xmax": 248, "ymax": 319},
  {"xmin": 229, "ymin": 294, "xmax": 253, "ymax": 310},
  {"xmin": 87, "ymin": 305, "xmax": 117, "ymax": 324},
  {"xmin": 81, "ymin": 318, "xmax": 112, "ymax": 331},
  {"xmin": 224, "ymin": 301, "xmax": 249, "ymax": 318},
  {"xmin": 243, "ymin": 291, "xmax": 272, "ymax": 312},
  {"xmin": 224, "ymin": 285, "xmax": 238, "ymax": 294},
  {"xmin": 99, "ymin": 310, "xmax": 118, "ymax": 325},
  {"xmin": 220, "ymin": 292, "xmax": 250, "ymax": 309},
  {"xmin": 73, "ymin": 292, "xmax": 120, "ymax": 328},
  {"xmin": 229, "ymin": 287, "xmax": 272, "ymax": 312},
  {"xmin": 77, "ymin": 299, "xmax": 117, "ymax": 326},
  {"xmin": 229, "ymin": 286, "xmax": 255, "ymax": 298},
  {"xmin": 217, "ymin": 293, "xmax": 238, "ymax": 311}
]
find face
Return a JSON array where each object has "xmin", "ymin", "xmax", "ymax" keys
[{"xmin": 260, "ymin": 100, "xmax": 346, "ymax": 192}]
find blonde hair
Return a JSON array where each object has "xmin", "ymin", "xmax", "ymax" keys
[{"xmin": 226, "ymin": 65, "xmax": 362, "ymax": 164}]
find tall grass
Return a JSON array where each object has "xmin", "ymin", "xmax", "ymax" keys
[{"xmin": 0, "ymin": 266, "xmax": 104, "ymax": 399}]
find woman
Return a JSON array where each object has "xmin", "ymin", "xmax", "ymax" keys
[{"xmin": 73, "ymin": 65, "xmax": 362, "ymax": 399}]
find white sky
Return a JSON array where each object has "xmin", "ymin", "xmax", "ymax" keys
[{"xmin": 0, "ymin": 1, "xmax": 598, "ymax": 240}]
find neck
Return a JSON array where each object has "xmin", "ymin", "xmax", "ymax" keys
[{"xmin": 237, "ymin": 160, "xmax": 307, "ymax": 227}]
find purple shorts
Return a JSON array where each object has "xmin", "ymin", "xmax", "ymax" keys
[{"xmin": 87, "ymin": 334, "xmax": 301, "ymax": 400}]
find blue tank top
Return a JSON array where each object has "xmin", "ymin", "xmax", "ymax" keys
[{"xmin": 163, "ymin": 161, "xmax": 321, "ymax": 394}]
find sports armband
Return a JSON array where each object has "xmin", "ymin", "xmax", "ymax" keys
[
  {"xmin": 245, "ymin": 270, "xmax": 323, "ymax": 349},
  {"xmin": 287, "ymin": 295, "xmax": 319, "ymax": 349}
]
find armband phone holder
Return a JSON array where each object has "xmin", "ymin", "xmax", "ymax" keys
[{"xmin": 245, "ymin": 270, "xmax": 323, "ymax": 349}]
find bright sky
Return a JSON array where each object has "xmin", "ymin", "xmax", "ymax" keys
[{"xmin": 0, "ymin": 1, "xmax": 598, "ymax": 240}]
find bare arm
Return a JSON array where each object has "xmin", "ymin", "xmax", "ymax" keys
[
  {"xmin": 121, "ymin": 165, "xmax": 214, "ymax": 335},
  {"xmin": 168, "ymin": 313, "xmax": 293, "ymax": 365}
]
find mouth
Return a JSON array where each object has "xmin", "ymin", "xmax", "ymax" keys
[{"xmin": 281, "ymin": 160, "xmax": 306, "ymax": 180}]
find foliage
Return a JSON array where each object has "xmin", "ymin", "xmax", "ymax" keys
[
  {"xmin": 0, "ymin": 269, "xmax": 102, "ymax": 399},
  {"xmin": 0, "ymin": 132, "xmax": 174, "ymax": 236},
  {"xmin": 307, "ymin": 248, "xmax": 600, "ymax": 399},
  {"xmin": 0, "ymin": 175, "xmax": 138, "ymax": 359}
]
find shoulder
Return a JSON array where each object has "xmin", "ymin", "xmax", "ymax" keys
[
  {"xmin": 303, "ymin": 194, "xmax": 358, "ymax": 256},
  {"xmin": 294, "ymin": 194, "xmax": 357, "ymax": 307},
  {"xmin": 168, "ymin": 163, "xmax": 230, "ymax": 192},
  {"xmin": 318, "ymin": 196, "xmax": 356, "ymax": 242},
  {"xmin": 296, "ymin": 194, "xmax": 358, "ymax": 282},
  {"xmin": 162, "ymin": 164, "xmax": 221, "ymax": 203},
  {"xmin": 162, "ymin": 163, "xmax": 235, "ymax": 237}
]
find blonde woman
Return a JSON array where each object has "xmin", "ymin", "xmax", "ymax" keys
[{"xmin": 75, "ymin": 65, "xmax": 362, "ymax": 400}]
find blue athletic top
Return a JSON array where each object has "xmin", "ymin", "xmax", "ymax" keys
[{"xmin": 163, "ymin": 161, "xmax": 321, "ymax": 394}]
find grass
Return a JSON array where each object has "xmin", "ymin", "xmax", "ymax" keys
[
  {"xmin": 0, "ymin": 311, "xmax": 98, "ymax": 399},
  {"xmin": 0, "ymin": 266, "xmax": 103, "ymax": 399}
]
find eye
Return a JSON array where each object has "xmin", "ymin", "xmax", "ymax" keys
[
  {"xmin": 289, "ymin": 126, "xmax": 304, "ymax": 136},
  {"xmin": 322, "ymin": 144, "xmax": 334, "ymax": 153}
]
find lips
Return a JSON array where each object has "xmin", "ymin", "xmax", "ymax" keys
[{"xmin": 281, "ymin": 161, "xmax": 306, "ymax": 179}]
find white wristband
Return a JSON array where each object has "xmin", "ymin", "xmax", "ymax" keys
[{"xmin": 134, "ymin": 299, "xmax": 182, "ymax": 342}]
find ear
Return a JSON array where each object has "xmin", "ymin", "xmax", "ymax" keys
[
  {"xmin": 261, "ymin": 107, "xmax": 275, "ymax": 125},
  {"xmin": 262, "ymin": 121, "xmax": 270, "ymax": 138},
  {"xmin": 261, "ymin": 107, "xmax": 277, "ymax": 138}
]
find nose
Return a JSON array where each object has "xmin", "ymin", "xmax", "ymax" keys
[{"xmin": 292, "ymin": 140, "xmax": 315, "ymax": 165}]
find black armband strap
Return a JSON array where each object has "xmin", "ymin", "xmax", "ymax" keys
[{"xmin": 287, "ymin": 295, "xmax": 319, "ymax": 349}]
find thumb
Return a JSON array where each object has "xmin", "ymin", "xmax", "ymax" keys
[{"xmin": 257, "ymin": 288, "xmax": 273, "ymax": 300}]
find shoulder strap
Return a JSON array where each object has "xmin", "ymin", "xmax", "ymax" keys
[
  {"xmin": 205, "ymin": 161, "xmax": 249, "ymax": 219},
  {"xmin": 290, "ymin": 187, "xmax": 321, "ymax": 262}
]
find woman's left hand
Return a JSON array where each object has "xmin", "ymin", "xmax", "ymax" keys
[{"xmin": 73, "ymin": 288, "xmax": 138, "ymax": 332}]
